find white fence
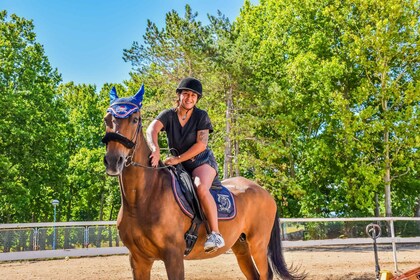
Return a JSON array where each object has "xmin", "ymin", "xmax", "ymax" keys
[{"xmin": 1, "ymin": 217, "xmax": 419, "ymax": 270}]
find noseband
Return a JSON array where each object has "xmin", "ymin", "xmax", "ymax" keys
[
  {"xmin": 102, "ymin": 131, "xmax": 137, "ymax": 149},
  {"xmin": 102, "ymin": 118, "xmax": 142, "ymax": 149}
]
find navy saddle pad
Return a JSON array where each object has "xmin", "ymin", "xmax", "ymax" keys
[{"xmin": 170, "ymin": 172, "xmax": 236, "ymax": 220}]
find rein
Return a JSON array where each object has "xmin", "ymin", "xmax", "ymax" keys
[{"xmin": 125, "ymin": 154, "xmax": 169, "ymax": 170}]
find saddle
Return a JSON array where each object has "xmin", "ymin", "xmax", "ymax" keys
[{"xmin": 169, "ymin": 164, "xmax": 236, "ymax": 255}]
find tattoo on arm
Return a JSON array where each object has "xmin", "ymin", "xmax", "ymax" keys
[{"xmin": 198, "ymin": 130, "xmax": 209, "ymax": 145}]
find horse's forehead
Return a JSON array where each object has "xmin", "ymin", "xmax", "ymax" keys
[{"xmin": 104, "ymin": 111, "xmax": 139, "ymax": 129}]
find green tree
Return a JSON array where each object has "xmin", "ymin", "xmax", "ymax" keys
[
  {"xmin": 233, "ymin": 0, "xmax": 419, "ymax": 217},
  {"xmin": 123, "ymin": 4, "xmax": 211, "ymax": 89},
  {"xmin": 59, "ymin": 83, "xmax": 118, "ymax": 221},
  {"xmin": 339, "ymin": 0, "xmax": 420, "ymax": 217},
  {"xmin": 122, "ymin": 5, "xmax": 230, "ymax": 167},
  {"xmin": 0, "ymin": 11, "xmax": 66, "ymax": 223}
]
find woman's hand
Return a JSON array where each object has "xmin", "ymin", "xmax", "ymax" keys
[
  {"xmin": 149, "ymin": 150, "xmax": 161, "ymax": 167},
  {"xmin": 163, "ymin": 156, "xmax": 181, "ymax": 166}
]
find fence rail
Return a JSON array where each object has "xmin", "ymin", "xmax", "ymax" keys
[
  {"xmin": 0, "ymin": 221, "xmax": 122, "ymax": 255},
  {"xmin": 1, "ymin": 217, "xmax": 419, "ymax": 267}
]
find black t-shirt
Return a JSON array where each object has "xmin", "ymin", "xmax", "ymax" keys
[{"xmin": 156, "ymin": 107, "xmax": 213, "ymax": 155}]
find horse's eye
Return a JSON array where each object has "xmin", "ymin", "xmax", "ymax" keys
[
  {"xmin": 133, "ymin": 117, "xmax": 139, "ymax": 124},
  {"xmin": 104, "ymin": 114, "xmax": 112, "ymax": 127}
]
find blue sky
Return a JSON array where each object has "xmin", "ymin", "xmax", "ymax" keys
[{"xmin": 1, "ymin": 0, "xmax": 253, "ymax": 89}]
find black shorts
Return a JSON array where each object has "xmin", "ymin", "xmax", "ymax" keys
[{"xmin": 181, "ymin": 149, "xmax": 222, "ymax": 187}]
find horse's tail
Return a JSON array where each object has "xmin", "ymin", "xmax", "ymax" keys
[{"xmin": 268, "ymin": 212, "xmax": 306, "ymax": 280}]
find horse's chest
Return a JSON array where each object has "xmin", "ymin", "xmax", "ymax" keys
[
  {"xmin": 117, "ymin": 210, "xmax": 164, "ymax": 238},
  {"xmin": 117, "ymin": 218, "xmax": 150, "ymax": 246},
  {"xmin": 118, "ymin": 215, "xmax": 176, "ymax": 258}
]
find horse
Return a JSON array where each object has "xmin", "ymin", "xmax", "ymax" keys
[{"xmin": 102, "ymin": 85, "xmax": 304, "ymax": 280}]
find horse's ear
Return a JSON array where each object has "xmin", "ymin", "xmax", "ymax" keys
[
  {"xmin": 133, "ymin": 84, "xmax": 144, "ymax": 107},
  {"xmin": 109, "ymin": 86, "xmax": 118, "ymax": 104}
]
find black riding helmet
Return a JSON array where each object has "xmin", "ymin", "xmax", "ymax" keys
[{"xmin": 176, "ymin": 77, "xmax": 202, "ymax": 99}]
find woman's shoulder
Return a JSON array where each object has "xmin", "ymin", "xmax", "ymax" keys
[
  {"xmin": 157, "ymin": 108, "xmax": 176, "ymax": 121},
  {"xmin": 193, "ymin": 107, "xmax": 209, "ymax": 117},
  {"xmin": 160, "ymin": 108, "xmax": 176, "ymax": 114}
]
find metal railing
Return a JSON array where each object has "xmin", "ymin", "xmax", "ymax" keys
[
  {"xmin": 0, "ymin": 221, "xmax": 122, "ymax": 258},
  {"xmin": 1, "ymin": 217, "xmax": 419, "ymax": 268},
  {"xmin": 279, "ymin": 216, "xmax": 420, "ymax": 272}
]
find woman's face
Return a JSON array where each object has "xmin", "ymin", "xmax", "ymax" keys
[{"xmin": 179, "ymin": 90, "xmax": 198, "ymax": 109}]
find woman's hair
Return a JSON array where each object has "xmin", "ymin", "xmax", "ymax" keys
[{"xmin": 174, "ymin": 94, "xmax": 180, "ymax": 108}]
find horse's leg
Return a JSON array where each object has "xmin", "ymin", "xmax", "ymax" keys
[
  {"xmin": 231, "ymin": 238, "xmax": 259, "ymax": 280},
  {"xmin": 247, "ymin": 235, "xmax": 273, "ymax": 280},
  {"xmin": 162, "ymin": 249, "xmax": 185, "ymax": 280},
  {"xmin": 129, "ymin": 253, "xmax": 154, "ymax": 280}
]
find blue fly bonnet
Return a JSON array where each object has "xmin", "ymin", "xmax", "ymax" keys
[
  {"xmin": 102, "ymin": 85, "xmax": 145, "ymax": 149},
  {"xmin": 107, "ymin": 85, "xmax": 144, "ymax": 118}
]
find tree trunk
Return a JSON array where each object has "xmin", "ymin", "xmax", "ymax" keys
[
  {"xmin": 234, "ymin": 137, "xmax": 240, "ymax": 177},
  {"xmin": 223, "ymin": 85, "xmax": 234, "ymax": 179},
  {"xmin": 287, "ymin": 136, "xmax": 295, "ymax": 178},
  {"xmin": 99, "ymin": 191, "xmax": 104, "ymax": 221},
  {"xmin": 374, "ymin": 193, "xmax": 380, "ymax": 217},
  {"xmin": 383, "ymin": 98, "xmax": 392, "ymax": 217},
  {"xmin": 66, "ymin": 186, "xmax": 72, "ymax": 222},
  {"xmin": 415, "ymin": 197, "xmax": 420, "ymax": 217}
]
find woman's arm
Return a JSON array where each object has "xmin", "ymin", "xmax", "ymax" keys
[
  {"xmin": 163, "ymin": 129, "xmax": 209, "ymax": 166},
  {"xmin": 146, "ymin": 119, "xmax": 164, "ymax": 167}
]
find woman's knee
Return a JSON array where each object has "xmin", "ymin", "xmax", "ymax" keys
[
  {"xmin": 193, "ymin": 164, "xmax": 216, "ymax": 183},
  {"xmin": 196, "ymin": 184, "xmax": 209, "ymax": 199}
]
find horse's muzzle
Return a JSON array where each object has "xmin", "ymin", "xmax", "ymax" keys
[{"xmin": 104, "ymin": 153, "xmax": 125, "ymax": 176}]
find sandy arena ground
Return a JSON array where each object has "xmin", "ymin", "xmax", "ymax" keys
[{"xmin": 1, "ymin": 246, "xmax": 419, "ymax": 280}]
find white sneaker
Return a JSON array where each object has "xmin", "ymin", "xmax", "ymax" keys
[{"xmin": 204, "ymin": 231, "xmax": 225, "ymax": 253}]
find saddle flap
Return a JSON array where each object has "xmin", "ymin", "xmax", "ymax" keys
[{"xmin": 170, "ymin": 168, "xmax": 236, "ymax": 220}]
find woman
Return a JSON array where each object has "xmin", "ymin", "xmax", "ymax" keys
[{"xmin": 146, "ymin": 77, "xmax": 225, "ymax": 253}]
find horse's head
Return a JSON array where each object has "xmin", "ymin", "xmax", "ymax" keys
[{"xmin": 102, "ymin": 85, "xmax": 144, "ymax": 176}]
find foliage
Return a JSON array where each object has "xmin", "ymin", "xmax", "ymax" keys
[
  {"xmin": 1, "ymin": 1, "xmax": 419, "ymax": 222},
  {"xmin": 233, "ymin": 0, "xmax": 420, "ymax": 217},
  {"xmin": 0, "ymin": 11, "xmax": 66, "ymax": 223},
  {"xmin": 58, "ymin": 83, "xmax": 119, "ymax": 221},
  {"xmin": 122, "ymin": 5, "xmax": 229, "ymax": 165}
]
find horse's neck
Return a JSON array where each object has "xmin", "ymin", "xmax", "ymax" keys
[
  {"xmin": 119, "ymin": 131, "xmax": 162, "ymax": 206},
  {"xmin": 132, "ymin": 131, "xmax": 151, "ymax": 167}
]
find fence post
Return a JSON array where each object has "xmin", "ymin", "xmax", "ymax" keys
[
  {"xmin": 33, "ymin": 228, "xmax": 38, "ymax": 251},
  {"xmin": 84, "ymin": 226, "xmax": 89, "ymax": 248},
  {"xmin": 281, "ymin": 220, "xmax": 288, "ymax": 240},
  {"xmin": 389, "ymin": 219, "xmax": 399, "ymax": 273}
]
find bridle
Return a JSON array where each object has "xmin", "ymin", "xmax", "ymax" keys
[{"xmin": 102, "ymin": 114, "xmax": 168, "ymax": 170}]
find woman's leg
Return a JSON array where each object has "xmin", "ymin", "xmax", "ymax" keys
[
  {"xmin": 192, "ymin": 164, "xmax": 225, "ymax": 252},
  {"xmin": 192, "ymin": 164, "xmax": 218, "ymax": 232}
]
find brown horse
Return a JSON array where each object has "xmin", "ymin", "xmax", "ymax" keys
[{"xmin": 102, "ymin": 86, "xmax": 304, "ymax": 280}]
